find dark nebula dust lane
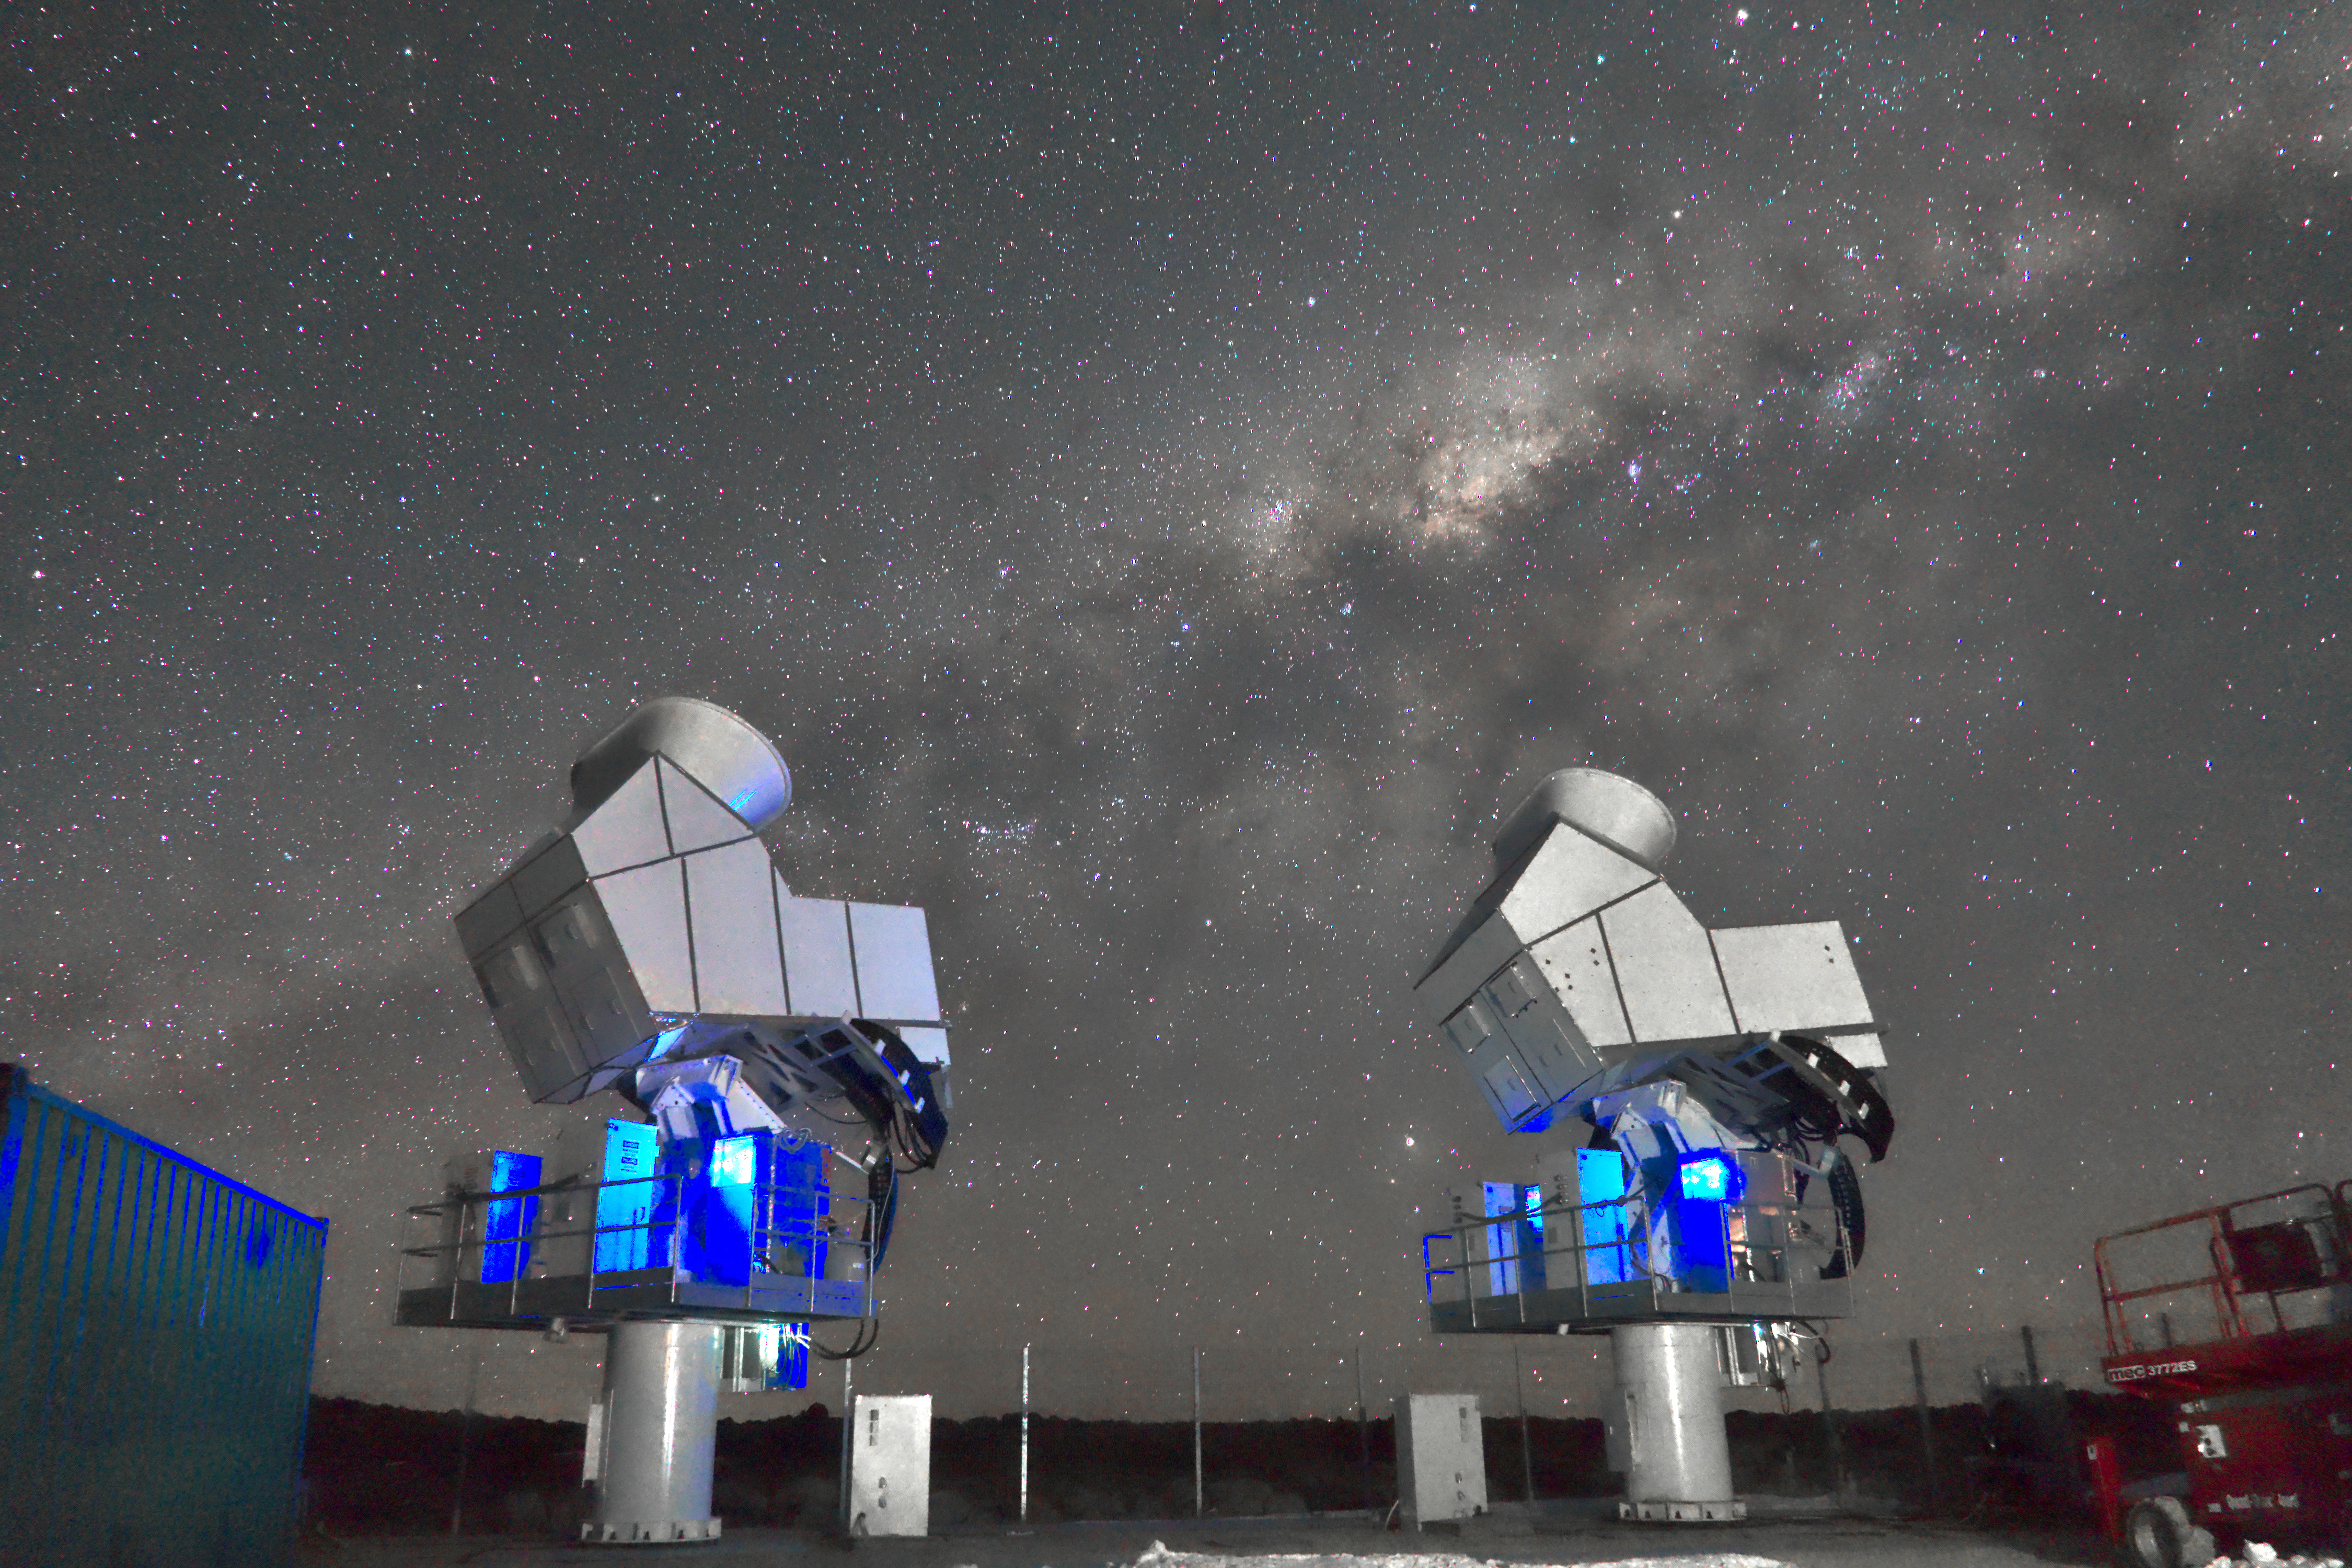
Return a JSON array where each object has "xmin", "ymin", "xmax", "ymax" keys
[{"xmin": 2, "ymin": 1, "xmax": 2344, "ymax": 1415}]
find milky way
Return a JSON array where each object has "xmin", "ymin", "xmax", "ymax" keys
[{"xmin": 4, "ymin": 2, "xmax": 2345, "ymax": 1419}]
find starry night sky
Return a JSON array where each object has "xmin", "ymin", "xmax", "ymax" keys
[{"xmin": 5, "ymin": 1, "xmax": 2345, "ymax": 1421}]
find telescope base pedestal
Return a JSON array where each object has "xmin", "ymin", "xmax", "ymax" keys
[
  {"xmin": 1611, "ymin": 1322, "xmax": 1741, "ymax": 1521},
  {"xmin": 584, "ymin": 1321, "xmax": 723, "ymax": 1546}
]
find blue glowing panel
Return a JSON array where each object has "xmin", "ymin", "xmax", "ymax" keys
[
  {"xmin": 697, "ymin": 1133, "xmax": 763, "ymax": 1285},
  {"xmin": 1678, "ymin": 1154, "xmax": 1744, "ymax": 1203},
  {"xmin": 712, "ymin": 1134, "xmax": 758, "ymax": 1187},
  {"xmin": 480, "ymin": 1150, "xmax": 541, "ymax": 1284},
  {"xmin": 1576, "ymin": 1148, "xmax": 1634, "ymax": 1285},
  {"xmin": 1481, "ymin": 1181, "xmax": 1522, "ymax": 1296},
  {"xmin": 594, "ymin": 1120, "xmax": 659, "ymax": 1273},
  {"xmin": 1519, "ymin": 1181, "xmax": 1547, "ymax": 1293},
  {"xmin": 763, "ymin": 1139, "xmax": 831, "ymax": 1281},
  {"xmin": 1668, "ymin": 1152, "xmax": 1740, "ymax": 1290}
]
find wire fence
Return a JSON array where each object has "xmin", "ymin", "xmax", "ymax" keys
[
  {"xmin": 321, "ymin": 1319, "xmax": 2142, "ymax": 1535},
  {"xmin": 818, "ymin": 1319, "xmax": 2122, "ymax": 1426}
]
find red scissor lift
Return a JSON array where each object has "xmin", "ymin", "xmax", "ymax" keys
[{"xmin": 2091, "ymin": 1181, "xmax": 2352, "ymax": 1567}]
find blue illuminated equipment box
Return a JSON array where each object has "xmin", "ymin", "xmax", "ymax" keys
[
  {"xmin": 1479, "ymin": 1181, "xmax": 1546, "ymax": 1295},
  {"xmin": 444, "ymin": 1148, "xmax": 543, "ymax": 1283},
  {"xmin": 1577, "ymin": 1148, "xmax": 1636, "ymax": 1285},
  {"xmin": 482, "ymin": 1149, "xmax": 541, "ymax": 1283},
  {"xmin": 654, "ymin": 1131, "xmax": 832, "ymax": 1288},
  {"xmin": 1665, "ymin": 1148, "xmax": 1744, "ymax": 1292},
  {"xmin": 593, "ymin": 1120, "xmax": 658, "ymax": 1273}
]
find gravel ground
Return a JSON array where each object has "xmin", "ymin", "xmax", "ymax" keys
[{"xmin": 296, "ymin": 1507, "xmax": 2109, "ymax": 1568}]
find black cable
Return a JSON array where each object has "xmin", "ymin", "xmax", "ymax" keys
[
  {"xmin": 809, "ymin": 1316, "xmax": 881, "ymax": 1361},
  {"xmin": 1820, "ymin": 1152, "xmax": 1866, "ymax": 1278}
]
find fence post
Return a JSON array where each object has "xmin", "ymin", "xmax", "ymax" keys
[
  {"xmin": 1020, "ymin": 1342, "xmax": 1031, "ymax": 1526},
  {"xmin": 1815, "ymin": 1344, "xmax": 1844, "ymax": 1495},
  {"xmin": 451, "ymin": 1344, "xmax": 481, "ymax": 1535},
  {"xmin": 1192, "ymin": 1347, "xmax": 1204, "ymax": 1518},
  {"xmin": 1355, "ymin": 1336, "xmax": 1372, "ymax": 1511},
  {"xmin": 1515, "ymin": 1341, "xmax": 1534, "ymax": 1503},
  {"xmin": 1909, "ymin": 1339, "xmax": 1940, "ymax": 1513},
  {"xmin": 837, "ymin": 1353, "xmax": 854, "ymax": 1530}
]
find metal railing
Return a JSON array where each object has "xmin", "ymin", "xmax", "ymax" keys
[
  {"xmin": 395, "ymin": 1168, "xmax": 874, "ymax": 1326},
  {"xmin": 2094, "ymin": 1181, "xmax": 2352, "ymax": 1357},
  {"xmin": 1421, "ymin": 1181, "xmax": 1851, "ymax": 1330}
]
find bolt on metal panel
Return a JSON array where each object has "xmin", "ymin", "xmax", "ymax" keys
[
  {"xmin": 1710, "ymin": 920, "xmax": 1873, "ymax": 1035},
  {"xmin": 1599, "ymin": 882, "xmax": 1738, "ymax": 1045},
  {"xmin": 849, "ymin": 1393, "xmax": 932, "ymax": 1536},
  {"xmin": 1527, "ymin": 917, "xmax": 1635, "ymax": 1050}
]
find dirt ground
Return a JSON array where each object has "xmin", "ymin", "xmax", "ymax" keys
[{"xmin": 296, "ymin": 1503, "xmax": 2112, "ymax": 1568}]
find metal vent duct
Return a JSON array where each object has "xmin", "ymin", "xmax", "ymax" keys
[
  {"xmin": 570, "ymin": 697, "xmax": 791, "ymax": 832},
  {"xmin": 1493, "ymin": 767, "xmax": 1678, "ymax": 873}
]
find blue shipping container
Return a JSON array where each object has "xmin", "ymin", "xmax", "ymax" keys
[{"xmin": 0, "ymin": 1063, "xmax": 329, "ymax": 1568}]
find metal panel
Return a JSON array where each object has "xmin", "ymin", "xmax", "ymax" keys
[
  {"xmin": 454, "ymin": 880, "xmax": 524, "ymax": 960},
  {"xmin": 779, "ymin": 896, "xmax": 858, "ymax": 1017},
  {"xmin": 1461, "ymin": 1034, "xmax": 1543, "ymax": 1129},
  {"xmin": 596, "ymin": 859, "xmax": 696, "ymax": 1013},
  {"xmin": 511, "ymin": 834, "xmax": 587, "ymax": 921},
  {"xmin": 571, "ymin": 760, "xmax": 672, "ymax": 875},
  {"xmin": 1598, "ymin": 883, "xmax": 1737, "ymax": 1045},
  {"xmin": 1440, "ymin": 998, "xmax": 1494, "ymax": 1055},
  {"xmin": 1493, "ymin": 823, "xmax": 1657, "ymax": 947},
  {"xmin": 849, "ymin": 1393, "xmax": 932, "ymax": 1537},
  {"xmin": 0, "ymin": 1066, "xmax": 327, "ymax": 1568},
  {"xmin": 1833, "ymin": 1031, "xmax": 1888, "ymax": 1069},
  {"xmin": 1396, "ymin": 1393, "xmax": 1485, "ymax": 1525},
  {"xmin": 896, "ymin": 1027, "xmax": 951, "ymax": 1068},
  {"xmin": 661, "ymin": 757, "xmax": 755, "ymax": 855},
  {"xmin": 536, "ymin": 894, "xmax": 654, "ymax": 1072},
  {"xmin": 847, "ymin": 903, "xmax": 941, "ymax": 1023},
  {"xmin": 685, "ymin": 840, "xmax": 788, "ymax": 1016},
  {"xmin": 1527, "ymin": 917, "xmax": 1635, "ymax": 1051},
  {"xmin": 1413, "ymin": 911, "xmax": 1521, "ymax": 1022},
  {"xmin": 505, "ymin": 1001, "xmax": 590, "ymax": 1102},
  {"xmin": 1709, "ymin": 921, "xmax": 1875, "ymax": 1035},
  {"xmin": 1482, "ymin": 955, "xmax": 1604, "ymax": 1106}
]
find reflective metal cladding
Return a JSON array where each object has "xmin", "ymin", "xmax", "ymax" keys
[
  {"xmin": 454, "ymin": 698, "xmax": 950, "ymax": 1106},
  {"xmin": 1417, "ymin": 767, "xmax": 1884, "ymax": 1134}
]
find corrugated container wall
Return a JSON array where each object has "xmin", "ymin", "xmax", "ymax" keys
[{"xmin": 0, "ymin": 1064, "xmax": 329, "ymax": 1568}]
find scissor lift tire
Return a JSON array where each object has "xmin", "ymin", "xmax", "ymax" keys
[{"xmin": 2124, "ymin": 1496, "xmax": 2215, "ymax": 1568}]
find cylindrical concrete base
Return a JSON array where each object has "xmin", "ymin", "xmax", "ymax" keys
[
  {"xmin": 583, "ymin": 1321, "xmax": 724, "ymax": 1545},
  {"xmin": 1611, "ymin": 1323, "xmax": 1739, "ymax": 1518}
]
